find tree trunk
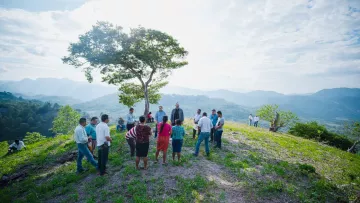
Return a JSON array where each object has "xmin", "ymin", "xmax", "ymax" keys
[
  {"xmin": 348, "ymin": 140, "xmax": 360, "ymax": 153},
  {"xmin": 143, "ymin": 85, "xmax": 150, "ymax": 117}
]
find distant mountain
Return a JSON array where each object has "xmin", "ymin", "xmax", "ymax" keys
[
  {"xmin": 0, "ymin": 78, "xmax": 117, "ymax": 102},
  {"xmin": 13, "ymin": 93, "xmax": 82, "ymax": 105},
  {"xmin": 312, "ymin": 88, "xmax": 360, "ymax": 98},
  {"xmin": 73, "ymin": 93, "xmax": 252, "ymax": 124}
]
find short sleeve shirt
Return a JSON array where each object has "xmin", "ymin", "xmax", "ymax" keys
[
  {"xmin": 216, "ymin": 117, "xmax": 225, "ymax": 131},
  {"xmin": 135, "ymin": 124, "xmax": 152, "ymax": 143},
  {"xmin": 157, "ymin": 122, "xmax": 172, "ymax": 137},
  {"xmin": 96, "ymin": 122, "xmax": 111, "ymax": 146}
]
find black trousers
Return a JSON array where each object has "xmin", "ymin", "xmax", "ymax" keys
[
  {"xmin": 126, "ymin": 138, "xmax": 136, "ymax": 157},
  {"xmin": 98, "ymin": 143, "xmax": 109, "ymax": 175},
  {"xmin": 210, "ymin": 128, "xmax": 215, "ymax": 142},
  {"xmin": 193, "ymin": 129, "xmax": 201, "ymax": 138},
  {"xmin": 127, "ymin": 123, "xmax": 135, "ymax": 131}
]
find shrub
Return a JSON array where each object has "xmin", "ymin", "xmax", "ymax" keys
[
  {"xmin": 23, "ymin": 132, "xmax": 46, "ymax": 145},
  {"xmin": 289, "ymin": 121, "xmax": 353, "ymax": 150}
]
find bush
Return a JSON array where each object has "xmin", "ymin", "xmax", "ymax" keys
[
  {"xmin": 289, "ymin": 121, "xmax": 353, "ymax": 150},
  {"xmin": 23, "ymin": 132, "xmax": 46, "ymax": 145}
]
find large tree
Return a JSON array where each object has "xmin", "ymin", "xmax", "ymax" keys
[
  {"xmin": 51, "ymin": 105, "xmax": 81, "ymax": 135},
  {"xmin": 62, "ymin": 22, "xmax": 188, "ymax": 115},
  {"xmin": 256, "ymin": 104, "xmax": 298, "ymax": 132}
]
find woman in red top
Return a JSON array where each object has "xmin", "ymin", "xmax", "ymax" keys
[{"xmin": 155, "ymin": 116, "xmax": 172, "ymax": 164}]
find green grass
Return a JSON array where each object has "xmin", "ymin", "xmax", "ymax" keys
[{"xmin": 1, "ymin": 122, "xmax": 360, "ymax": 203}]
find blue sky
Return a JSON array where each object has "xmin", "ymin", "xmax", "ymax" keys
[{"xmin": 0, "ymin": 0, "xmax": 359, "ymax": 94}]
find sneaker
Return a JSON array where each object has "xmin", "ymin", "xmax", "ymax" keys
[{"xmin": 193, "ymin": 153, "xmax": 198, "ymax": 157}]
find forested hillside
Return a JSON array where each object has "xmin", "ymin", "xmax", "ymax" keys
[
  {"xmin": 0, "ymin": 92, "xmax": 59, "ymax": 141},
  {"xmin": 72, "ymin": 93, "xmax": 252, "ymax": 123}
]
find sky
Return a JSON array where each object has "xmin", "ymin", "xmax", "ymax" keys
[{"xmin": 0, "ymin": 0, "xmax": 359, "ymax": 94}]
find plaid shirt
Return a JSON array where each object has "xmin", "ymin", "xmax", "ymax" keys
[{"xmin": 171, "ymin": 126, "xmax": 185, "ymax": 140}]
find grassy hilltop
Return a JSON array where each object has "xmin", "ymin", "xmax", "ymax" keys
[{"xmin": 0, "ymin": 120, "xmax": 359, "ymax": 203}]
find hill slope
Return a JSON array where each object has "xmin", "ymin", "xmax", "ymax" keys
[{"xmin": 0, "ymin": 122, "xmax": 359, "ymax": 202}]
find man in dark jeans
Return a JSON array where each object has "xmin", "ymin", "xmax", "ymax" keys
[
  {"xmin": 215, "ymin": 111, "xmax": 225, "ymax": 149},
  {"xmin": 96, "ymin": 114, "xmax": 112, "ymax": 176},
  {"xmin": 210, "ymin": 109, "xmax": 218, "ymax": 143}
]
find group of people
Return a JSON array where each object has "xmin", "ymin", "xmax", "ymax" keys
[
  {"xmin": 125, "ymin": 103, "xmax": 225, "ymax": 169},
  {"xmin": 73, "ymin": 102, "xmax": 226, "ymax": 174},
  {"xmin": 248, "ymin": 114, "xmax": 260, "ymax": 127}
]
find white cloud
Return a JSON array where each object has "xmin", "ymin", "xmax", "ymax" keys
[{"xmin": 0, "ymin": 0, "xmax": 359, "ymax": 93}]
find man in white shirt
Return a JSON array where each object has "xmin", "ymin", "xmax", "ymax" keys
[
  {"xmin": 96, "ymin": 114, "xmax": 112, "ymax": 176},
  {"xmin": 193, "ymin": 112, "xmax": 213, "ymax": 156},
  {"xmin": 248, "ymin": 114, "xmax": 253, "ymax": 126},
  {"xmin": 8, "ymin": 140, "xmax": 26, "ymax": 154},
  {"xmin": 254, "ymin": 116, "xmax": 259, "ymax": 127},
  {"xmin": 193, "ymin": 109, "xmax": 202, "ymax": 139},
  {"xmin": 75, "ymin": 118, "xmax": 98, "ymax": 174}
]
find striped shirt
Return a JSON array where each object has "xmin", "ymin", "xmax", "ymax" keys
[{"xmin": 126, "ymin": 126, "xmax": 137, "ymax": 140}]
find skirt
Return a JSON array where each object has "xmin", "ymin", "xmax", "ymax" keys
[
  {"xmin": 157, "ymin": 136, "xmax": 170, "ymax": 151},
  {"xmin": 136, "ymin": 142, "xmax": 149, "ymax": 157},
  {"xmin": 172, "ymin": 139, "xmax": 183, "ymax": 153}
]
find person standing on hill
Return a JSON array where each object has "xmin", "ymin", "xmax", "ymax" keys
[
  {"xmin": 171, "ymin": 102, "xmax": 184, "ymax": 126},
  {"xmin": 253, "ymin": 115, "xmax": 259, "ymax": 127},
  {"xmin": 155, "ymin": 116, "xmax": 172, "ymax": 164},
  {"xmin": 75, "ymin": 118, "xmax": 98, "ymax": 174},
  {"xmin": 215, "ymin": 111, "xmax": 225, "ymax": 149},
  {"xmin": 248, "ymin": 114, "xmax": 253, "ymax": 126},
  {"xmin": 155, "ymin": 106, "xmax": 166, "ymax": 138},
  {"xmin": 210, "ymin": 109, "xmax": 218, "ymax": 143},
  {"xmin": 171, "ymin": 119, "xmax": 186, "ymax": 161},
  {"xmin": 135, "ymin": 116, "xmax": 152, "ymax": 170},
  {"xmin": 96, "ymin": 114, "xmax": 112, "ymax": 176},
  {"xmin": 192, "ymin": 109, "xmax": 202, "ymax": 139},
  {"xmin": 85, "ymin": 117, "xmax": 98, "ymax": 157},
  {"xmin": 194, "ymin": 112, "xmax": 213, "ymax": 156},
  {"xmin": 125, "ymin": 125, "xmax": 137, "ymax": 157},
  {"xmin": 126, "ymin": 108, "xmax": 136, "ymax": 131}
]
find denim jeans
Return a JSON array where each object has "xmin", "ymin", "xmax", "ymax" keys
[
  {"xmin": 215, "ymin": 131, "xmax": 223, "ymax": 148},
  {"xmin": 254, "ymin": 121, "xmax": 258, "ymax": 127},
  {"xmin": 98, "ymin": 143, "xmax": 109, "ymax": 175},
  {"xmin": 77, "ymin": 143, "xmax": 98, "ymax": 172},
  {"xmin": 210, "ymin": 127, "xmax": 215, "ymax": 142},
  {"xmin": 194, "ymin": 132, "xmax": 210, "ymax": 155}
]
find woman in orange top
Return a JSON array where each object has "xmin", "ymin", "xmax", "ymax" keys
[{"xmin": 155, "ymin": 116, "xmax": 172, "ymax": 164}]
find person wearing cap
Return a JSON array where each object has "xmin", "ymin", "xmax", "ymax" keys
[
  {"xmin": 154, "ymin": 106, "xmax": 167, "ymax": 138},
  {"xmin": 210, "ymin": 109, "xmax": 218, "ymax": 143},
  {"xmin": 171, "ymin": 103, "xmax": 184, "ymax": 126}
]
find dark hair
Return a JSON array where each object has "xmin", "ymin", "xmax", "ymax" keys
[
  {"xmin": 217, "ymin": 111, "xmax": 222, "ymax": 116},
  {"xmin": 148, "ymin": 112, "xmax": 152, "ymax": 114},
  {"xmin": 202, "ymin": 112, "xmax": 207, "ymax": 117},
  {"xmin": 175, "ymin": 119, "xmax": 182, "ymax": 126},
  {"xmin": 91, "ymin": 117, "xmax": 98, "ymax": 121},
  {"xmin": 15, "ymin": 140, "xmax": 19, "ymax": 143},
  {"xmin": 139, "ymin": 116, "xmax": 146, "ymax": 123},
  {"xmin": 79, "ymin": 117, "xmax": 86, "ymax": 124},
  {"xmin": 160, "ymin": 116, "xmax": 169, "ymax": 133},
  {"xmin": 198, "ymin": 109, "xmax": 201, "ymax": 112},
  {"xmin": 130, "ymin": 108, "xmax": 134, "ymax": 111},
  {"xmin": 101, "ymin": 114, "xmax": 109, "ymax": 122}
]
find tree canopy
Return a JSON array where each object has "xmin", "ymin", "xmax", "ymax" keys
[
  {"xmin": 256, "ymin": 104, "xmax": 298, "ymax": 132},
  {"xmin": 62, "ymin": 21, "xmax": 188, "ymax": 115},
  {"xmin": 52, "ymin": 105, "xmax": 81, "ymax": 135}
]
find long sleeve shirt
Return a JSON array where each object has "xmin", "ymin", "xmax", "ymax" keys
[
  {"xmin": 74, "ymin": 125, "xmax": 88, "ymax": 144},
  {"xmin": 155, "ymin": 111, "xmax": 166, "ymax": 123},
  {"xmin": 126, "ymin": 113, "xmax": 136, "ymax": 124}
]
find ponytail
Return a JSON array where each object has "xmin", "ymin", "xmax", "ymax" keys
[{"xmin": 160, "ymin": 116, "xmax": 168, "ymax": 133}]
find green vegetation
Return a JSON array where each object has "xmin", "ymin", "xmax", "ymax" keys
[
  {"xmin": 256, "ymin": 104, "xmax": 298, "ymax": 132},
  {"xmin": 0, "ymin": 92, "xmax": 59, "ymax": 141},
  {"xmin": 62, "ymin": 21, "xmax": 188, "ymax": 116},
  {"xmin": 51, "ymin": 105, "xmax": 81, "ymax": 135},
  {"xmin": 289, "ymin": 121, "xmax": 353, "ymax": 150},
  {"xmin": 23, "ymin": 132, "xmax": 46, "ymax": 144},
  {"xmin": 1, "ymin": 121, "xmax": 359, "ymax": 202}
]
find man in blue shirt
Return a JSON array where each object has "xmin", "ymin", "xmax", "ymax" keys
[
  {"xmin": 210, "ymin": 109, "xmax": 218, "ymax": 143},
  {"xmin": 126, "ymin": 108, "xmax": 136, "ymax": 131},
  {"xmin": 85, "ymin": 117, "xmax": 98, "ymax": 157},
  {"xmin": 154, "ymin": 105, "xmax": 166, "ymax": 138}
]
